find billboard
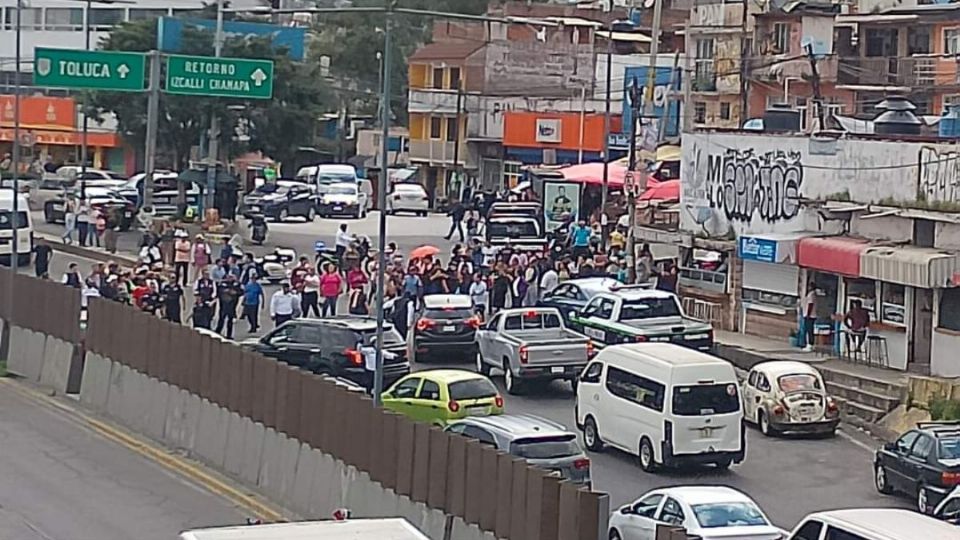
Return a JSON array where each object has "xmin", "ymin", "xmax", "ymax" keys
[
  {"xmin": 157, "ymin": 17, "xmax": 306, "ymax": 61},
  {"xmin": 622, "ymin": 65, "xmax": 681, "ymax": 139},
  {"xmin": 543, "ymin": 181, "xmax": 581, "ymax": 232}
]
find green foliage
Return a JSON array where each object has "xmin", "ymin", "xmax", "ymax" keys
[{"xmin": 929, "ymin": 397, "xmax": 960, "ymax": 421}]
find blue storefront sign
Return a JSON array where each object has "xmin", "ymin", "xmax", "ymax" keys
[
  {"xmin": 622, "ymin": 65, "xmax": 681, "ymax": 138},
  {"xmin": 739, "ymin": 236, "xmax": 778, "ymax": 263},
  {"xmin": 157, "ymin": 17, "xmax": 307, "ymax": 61}
]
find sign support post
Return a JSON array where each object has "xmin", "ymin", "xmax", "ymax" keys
[{"xmin": 143, "ymin": 50, "xmax": 161, "ymax": 209}]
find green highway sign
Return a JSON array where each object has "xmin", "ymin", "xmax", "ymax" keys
[
  {"xmin": 34, "ymin": 48, "xmax": 146, "ymax": 91},
  {"xmin": 165, "ymin": 55, "xmax": 274, "ymax": 99}
]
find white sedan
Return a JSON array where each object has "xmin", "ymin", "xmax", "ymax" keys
[
  {"xmin": 609, "ymin": 486, "xmax": 785, "ymax": 540},
  {"xmin": 386, "ymin": 183, "xmax": 430, "ymax": 216}
]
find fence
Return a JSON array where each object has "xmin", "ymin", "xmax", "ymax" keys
[{"xmin": 0, "ymin": 267, "xmax": 609, "ymax": 540}]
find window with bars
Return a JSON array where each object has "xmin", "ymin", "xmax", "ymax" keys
[
  {"xmin": 694, "ymin": 102, "xmax": 707, "ymax": 124},
  {"xmin": 720, "ymin": 102, "xmax": 731, "ymax": 120},
  {"xmin": 4, "ymin": 7, "xmax": 43, "ymax": 30},
  {"xmin": 503, "ymin": 161, "xmax": 522, "ymax": 189},
  {"xmin": 45, "ymin": 8, "xmax": 83, "ymax": 30},
  {"xmin": 89, "ymin": 8, "xmax": 124, "ymax": 29},
  {"xmin": 944, "ymin": 28, "xmax": 960, "ymax": 55},
  {"xmin": 429, "ymin": 117, "xmax": 442, "ymax": 139},
  {"xmin": 773, "ymin": 23, "xmax": 791, "ymax": 54}
]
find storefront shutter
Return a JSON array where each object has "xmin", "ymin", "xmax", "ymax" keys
[{"xmin": 742, "ymin": 260, "xmax": 800, "ymax": 296}]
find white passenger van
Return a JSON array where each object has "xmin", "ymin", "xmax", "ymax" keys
[
  {"xmin": 295, "ymin": 164, "xmax": 373, "ymax": 212},
  {"xmin": 180, "ymin": 518, "xmax": 430, "ymax": 540},
  {"xmin": 575, "ymin": 343, "xmax": 744, "ymax": 472},
  {"xmin": 785, "ymin": 508, "xmax": 957, "ymax": 540},
  {"xmin": 0, "ymin": 189, "xmax": 33, "ymax": 266}
]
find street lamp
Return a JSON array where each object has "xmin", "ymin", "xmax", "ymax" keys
[
  {"xmin": 63, "ymin": 0, "xmax": 135, "ymax": 198},
  {"xmin": 10, "ymin": 0, "xmax": 23, "ymax": 278}
]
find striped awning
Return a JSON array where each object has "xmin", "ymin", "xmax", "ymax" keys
[{"xmin": 860, "ymin": 246, "xmax": 960, "ymax": 289}]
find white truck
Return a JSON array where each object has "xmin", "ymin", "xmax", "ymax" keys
[
  {"xmin": 180, "ymin": 518, "xmax": 431, "ymax": 540},
  {"xmin": 475, "ymin": 307, "xmax": 593, "ymax": 395}
]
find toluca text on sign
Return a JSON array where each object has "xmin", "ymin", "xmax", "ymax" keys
[{"xmin": 57, "ymin": 61, "xmax": 129, "ymax": 79}]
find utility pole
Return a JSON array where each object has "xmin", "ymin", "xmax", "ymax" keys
[
  {"xmin": 11, "ymin": 0, "xmax": 22, "ymax": 276},
  {"xmin": 600, "ymin": 30, "xmax": 613, "ymax": 250},
  {"xmin": 372, "ymin": 3, "xmax": 393, "ymax": 407},
  {"xmin": 682, "ymin": 25, "xmax": 694, "ymax": 134},
  {"xmin": 626, "ymin": 81, "xmax": 641, "ymax": 284},
  {"xmin": 738, "ymin": 0, "xmax": 749, "ymax": 126},
  {"xmin": 577, "ymin": 84, "xmax": 586, "ymax": 164},
  {"xmin": 805, "ymin": 43, "xmax": 825, "ymax": 131},
  {"xmin": 143, "ymin": 50, "xmax": 161, "ymax": 209},
  {"xmin": 205, "ymin": 0, "xmax": 224, "ymax": 212},
  {"xmin": 451, "ymin": 80, "xmax": 463, "ymax": 200},
  {"xmin": 657, "ymin": 52, "xmax": 680, "ymax": 142},
  {"xmin": 80, "ymin": 0, "xmax": 91, "ymax": 198}
]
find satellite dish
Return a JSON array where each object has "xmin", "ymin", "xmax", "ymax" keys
[{"xmin": 643, "ymin": 0, "xmax": 656, "ymax": 9}]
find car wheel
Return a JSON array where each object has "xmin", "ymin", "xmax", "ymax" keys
[
  {"xmin": 639, "ymin": 437, "xmax": 657, "ymax": 472},
  {"xmin": 504, "ymin": 365, "xmax": 523, "ymax": 395},
  {"xmin": 475, "ymin": 351, "xmax": 490, "ymax": 376},
  {"xmin": 715, "ymin": 457, "xmax": 733, "ymax": 470},
  {"xmin": 278, "ymin": 208, "xmax": 289, "ymax": 222},
  {"xmin": 306, "ymin": 207, "xmax": 316, "ymax": 221},
  {"xmin": 609, "ymin": 529, "xmax": 622, "ymax": 540},
  {"xmin": 918, "ymin": 485, "xmax": 930, "ymax": 514},
  {"xmin": 583, "ymin": 416, "xmax": 603, "ymax": 452},
  {"xmin": 758, "ymin": 410, "xmax": 777, "ymax": 437},
  {"xmin": 875, "ymin": 464, "xmax": 893, "ymax": 494}
]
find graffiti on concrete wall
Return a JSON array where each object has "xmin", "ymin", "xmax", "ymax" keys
[
  {"xmin": 704, "ymin": 148, "xmax": 805, "ymax": 223},
  {"xmin": 918, "ymin": 146, "xmax": 960, "ymax": 203}
]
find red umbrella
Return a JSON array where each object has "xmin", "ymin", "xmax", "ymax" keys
[
  {"xmin": 638, "ymin": 179, "xmax": 680, "ymax": 202},
  {"xmin": 559, "ymin": 162, "xmax": 628, "ymax": 186},
  {"xmin": 409, "ymin": 245, "xmax": 440, "ymax": 259}
]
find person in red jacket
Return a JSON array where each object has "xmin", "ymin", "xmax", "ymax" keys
[{"xmin": 319, "ymin": 263, "xmax": 343, "ymax": 317}]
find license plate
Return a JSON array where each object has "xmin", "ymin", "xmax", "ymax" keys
[
  {"xmin": 801, "ymin": 417, "xmax": 811, "ymax": 423},
  {"xmin": 443, "ymin": 325, "xmax": 456, "ymax": 332},
  {"xmin": 551, "ymin": 366, "xmax": 565, "ymax": 374},
  {"xmin": 799, "ymin": 407, "xmax": 814, "ymax": 416},
  {"xmin": 53, "ymin": 204, "xmax": 64, "ymax": 211},
  {"xmin": 334, "ymin": 206, "xmax": 343, "ymax": 211},
  {"xmin": 124, "ymin": 211, "xmax": 132, "ymax": 218}
]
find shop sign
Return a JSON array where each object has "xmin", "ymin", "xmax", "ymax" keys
[{"xmin": 739, "ymin": 236, "xmax": 777, "ymax": 263}]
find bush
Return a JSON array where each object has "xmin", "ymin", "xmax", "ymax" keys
[{"xmin": 929, "ymin": 397, "xmax": 960, "ymax": 421}]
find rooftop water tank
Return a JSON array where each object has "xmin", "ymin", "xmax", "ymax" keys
[
  {"xmin": 940, "ymin": 104, "xmax": 960, "ymax": 139},
  {"xmin": 874, "ymin": 96, "xmax": 922, "ymax": 136},
  {"xmin": 763, "ymin": 103, "xmax": 801, "ymax": 133}
]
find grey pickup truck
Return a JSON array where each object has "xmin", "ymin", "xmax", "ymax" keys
[{"xmin": 475, "ymin": 307, "xmax": 593, "ymax": 395}]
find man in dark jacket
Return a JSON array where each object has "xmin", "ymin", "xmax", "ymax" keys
[{"xmin": 444, "ymin": 199, "xmax": 466, "ymax": 242}]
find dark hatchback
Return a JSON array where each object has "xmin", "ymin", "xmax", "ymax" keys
[
  {"xmin": 874, "ymin": 421, "xmax": 960, "ymax": 514},
  {"xmin": 240, "ymin": 182, "xmax": 317, "ymax": 222},
  {"xmin": 410, "ymin": 294, "xmax": 481, "ymax": 363},
  {"xmin": 243, "ymin": 317, "xmax": 410, "ymax": 386}
]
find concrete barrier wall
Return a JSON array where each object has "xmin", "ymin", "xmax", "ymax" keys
[{"xmin": 77, "ymin": 356, "xmax": 503, "ymax": 540}]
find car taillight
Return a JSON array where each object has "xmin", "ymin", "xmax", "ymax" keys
[
  {"xmin": 586, "ymin": 340, "xmax": 595, "ymax": 357},
  {"xmin": 466, "ymin": 316, "xmax": 481, "ymax": 329},
  {"xmin": 494, "ymin": 395, "xmax": 504, "ymax": 408},
  {"xmin": 518, "ymin": 345, "xmax": 529, "ymax": 364},
  {"xmin": 573, "ymin": 458, "xmax": 590, "ymax": 470},
  {"xmin": 773, "ymin": 404, "xmax": 785, "ymax": 416},
  {"xmin": 393, "ymin": 194, "xmax": 401, "ymax": 200},
  {"xmin": 416, "ymin": 318, "xmax": 436, "ymax": 332},
  {"xmin": 447, "ymin": 400, "xmax": 460, "ymax": 413},
  {"xmin": 635, "ymin": 335, "xmax": 648, "ymax": 343},
  {"xmin": 344, "ymin": 348, "xmax": 363, "ymax": 366},
  {"xmin": 827, "ymin": 397, "xmax": 838, "ymax": 412},
  {"xmin": 421, "ymin": 196, "xmax": 429, "ymax": 201},
  {"xmin": 943, "ymin": 471, "xmax": 960, "ymax": 486}
]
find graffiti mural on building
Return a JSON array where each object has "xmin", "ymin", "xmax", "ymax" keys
[
  {"xmin": 703, "ymin": 148, "xmax": 804, "ymax": 223},
  {"xmin": 918, "ymin": 146, "xmax": 960, "ymax": 203}
]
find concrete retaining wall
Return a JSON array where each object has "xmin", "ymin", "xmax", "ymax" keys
[
  {"xmin": 80, "ymin": 352, "xmax": 112, "ymax": 412},
  {"xmin": 38, "ymin": 335, "xmax": 74, "ymax": 394},
  {"xmin": 6, "ymin": 326, "xmax": 45, "ymax": 382}
]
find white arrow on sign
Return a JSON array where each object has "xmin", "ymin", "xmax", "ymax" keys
[
  {"xmin": 250, "ymin": 68, "xmax": 267, "ymax": 87},
  {"xmin": 117, "ymin": 64, "xmax": 130, "ymax": 79}
]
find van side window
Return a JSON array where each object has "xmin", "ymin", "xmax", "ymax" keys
[
  {"xmin": 824, "ymin": 526, "xmax": 869, "ymax": 540},
  {"xmin": 791, "ymin": 519, "xmax": 823, "ymax": 540},
  {"xmin": 604, "ymin": 366, "xmax": 665, "ymax": 412},
  {"xmin": 581, "ymin": 362, "xmax": 603, "ymax": 384}
]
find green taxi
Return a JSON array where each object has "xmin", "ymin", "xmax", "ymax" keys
[{"xmin": 381, "ymin": 369, "xmax": 504, "ymax": 427}]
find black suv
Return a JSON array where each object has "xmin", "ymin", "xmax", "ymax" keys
[
  {"xmin": 244, "ymin": 317, "xmax": 410, "ymax": 387},
  {"xmin": 875, "ymin": 421, "xmax": 960, "ymax": 514},
  {"xmin": 410, "ymin": 294, "xmax": 481, "ymax": 363}
]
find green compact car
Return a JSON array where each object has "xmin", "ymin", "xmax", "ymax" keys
[{"xmin": 382, "ymin": 369, "xmax": 504, "ymax": 427}]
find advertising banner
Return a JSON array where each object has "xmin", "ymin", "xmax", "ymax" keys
[{"xmin": 543, "ymin": 181, "xmax": 580, "ymax": 232}]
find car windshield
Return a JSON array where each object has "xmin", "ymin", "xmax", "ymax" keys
[
  {"xmin": 0, "ymin": 210, "xmax": 29, "ymax": 229},
  {"xmin": 426, "ymin": 307, "xmax": 474, "ymax": 320},
  {"xmin": 448, "ymin": 378, "xmax": 498, "ymax": 400},
  {"xmin": 318, "ymin": 173, "xmax": 354, "ymax": 185},
  {"xmin": 328, "ymin": 185, "xmax": 357, "ymax": 195},
  {"xmin": 509, "ymin": 435, "xmax": 580, "ymax": 459},
  {"xmin": 503, "ymin": 312, "xmax": 561, "ymax": 330},
  {"xmin": 254, "ymin": 184, "xmax": 289, "ymax": 195},
  {"xmin": 672, "ymin": 384, "xmax": 740, "ymax": 416},
  {"xmin": 487, "ymin": 221, "xmax": 540, "ymax": 238},
  {"xmin": 778, "ymin": 373, "xmax": 821, "ymax": 393},
  {"xmin": 107, "ymin": 171, "xmax": 127, "ymax": 180},
  {"xmin": 691, "ymin": 502, "xmax": 769, "ymax": 529},
  {"xmin": 940, "ymin": 437, "xmax": 960, "ymax": 460},
  {"xmin": 363, "ymin": 327, "xmax": 403, "ymax": 346},
  {"xmin": 619, "ymin": 298, "xmax": 681, "ymax": 320}
]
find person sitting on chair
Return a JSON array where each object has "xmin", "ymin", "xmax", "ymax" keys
[{"xmin": 844, "ymin": 299, "xmax": 871, "ymax": 353}]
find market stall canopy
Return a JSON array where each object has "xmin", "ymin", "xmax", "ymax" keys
[
  {"xmin": 638, "ymin": 179, "xmax": 679, "ymax": 201},
  {"xmin": 797, "ymin": 236, "xmax": 869, "ymax": 276},
  {"xmin": 559, "ymin": 162, "xmax": 628, "ymax": 186},
  {"xmin": 861, "ymin": 246, "xmax": 960, "ymax": 289},
  {"xmin": 178, "ymin": 167, "xmax": 240, "ymax": 189}
]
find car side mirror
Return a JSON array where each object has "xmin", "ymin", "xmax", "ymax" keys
[
  {"xmin": 382, "ymin": 392, "xmax": 393, "ymax": 400},
  {"xmin": 620, "ymin": 506, "xmax": 635, "ymax": 515},
  {"xmin": 884, "ymin": 442, "xmax": 896, "ymax": 451},
  {"xmin": 568, "ymin": 310, "xmax": 578, "ymax": 319}
]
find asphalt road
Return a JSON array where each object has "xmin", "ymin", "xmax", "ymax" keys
[
  {"xmin": 27, "ymin": 213, "xmax": 912, "ymax": 532},
  {"xmin": 0, "ymin": 383, "xmax": 245, "ymax": 540}
]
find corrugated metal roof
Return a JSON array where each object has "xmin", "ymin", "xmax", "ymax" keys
[
  {"xmin": 408, "ymin": 41, "xmax": 484, "ymax": 62},
  {"xmin": 860, "ymin": 246, "xmax": 960, "ymax": 288}
]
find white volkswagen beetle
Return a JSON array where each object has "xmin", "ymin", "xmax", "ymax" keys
[{"xmin": 741, "ymin": 360, "xmax": 840, "ymax": 437}]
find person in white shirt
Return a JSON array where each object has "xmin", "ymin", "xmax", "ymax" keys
[
  {"xmin": 468, "ymin": 273, "xmax": 488, "ymax": 317},
  {"xmin": 301, "ymin": 267, "xmax": 321, "ymax": 317},
  {"xmin": 481, "ymin": 240, "xmax": 497, "ymax": 268},
  {"xmin": 335, "ymin": 223, "xmax": 354, "ymax": 265},
  {"xmin": 270, "ymin": 282, "xmax": 299, "ymax": 326},
  {"xmin": 358, "ymin": 339, "xmax": 396, "ymax": 393},
  {"xmin": 539, "ymin": 265, "xmax": 559, "ymax": 299}
]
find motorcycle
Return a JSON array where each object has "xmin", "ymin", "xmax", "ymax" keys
[
  {"xmin": 256, "ymin": 247, "xmax": 298, "ymax": 284},
  {"xmin": 250, "ymin": 214, "xmax": 268, "ymax": 245}
]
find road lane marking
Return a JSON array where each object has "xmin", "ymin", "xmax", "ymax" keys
[
  {"xmin": 837, "ymin": 427, "xmax": 875, "ymax": 452},
  {"xmin": 0, "ymin": 378, "xmax": 285, "ymax": 522}
]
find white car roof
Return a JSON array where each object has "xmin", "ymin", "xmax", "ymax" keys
[
  {"xmin": 599, "ymin": 288, "xmax": 677, "ymax": 301},
  {"xmin": 180, "ymin": 518, "xmax": 430, "ymax": 540},
  {"xmin": 802, "ymin": 508, "xmax": 957, "ymax": 539},
  {"xmin": 603, "ymin": 343, "xmax": 731, "ymax": 370},
  {"xmin": 316, "ymin": 164, "xmax": 357, "ymax": 174},
  {"xmin": 423, "ymin": 294, "xmax": 473, "ymax": 310},
  {"xmin": 328, "ymin": 182, "xmax": 358, "ymax": 190},
  {"xmin": 393, "ymin": 183, "xmax": 426, "ymax": 191},
  {"xmin": 652, "ymin": 486, "xmax": 757, "ymax": 506},
  {"xmin": 752, "ymin": 360, "xmax": 821, "ymax": 378}
]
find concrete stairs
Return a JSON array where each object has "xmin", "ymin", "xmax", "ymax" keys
[{"xmin": 819, "ymin": 365, "xmax": 906, "ymax": 424}]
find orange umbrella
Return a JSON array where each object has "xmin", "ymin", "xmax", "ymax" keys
[{"xmin": 410, "ymin": 245, "xmax": 440, "ymax": 259}]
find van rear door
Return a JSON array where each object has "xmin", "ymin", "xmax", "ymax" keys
[{"xmin": 669, "ymin": 382, "xmax": 742, "ymax": 455}]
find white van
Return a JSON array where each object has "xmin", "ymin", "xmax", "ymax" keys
[
  {"xmin": 295, "ymin": 164, "xmax": 372, "ymax": 211},
  {"xmin": 0, "ymin": 189, "xmax": 33, "ymax": 266},
  {"xmin": 786, "ymin": 508, "xmax": 957, "ymax": 540},
  {"xmin": 180, "ymin": 518, "xmax": 430, "ymax": 540},
  {"xmin": 575, "ymin": 343, "xmax": 744, "ymax": 472}
]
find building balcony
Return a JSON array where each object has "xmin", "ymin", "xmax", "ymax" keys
[
  {"xmin": 750, "ymin": 55, "xmax": 838, "ymax": 83},
  {"xmin": 408, "ymin": 89, "xmax": 462, "ymax": 116},
  {"xmin": 837, "ymin": 56, "xmax": 939, "ymax": 88},
  {"xmin": 409, "ymin": 139, "xmax": 468, "ymax": 166}
]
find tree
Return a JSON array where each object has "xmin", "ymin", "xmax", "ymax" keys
[{"xmin": 90, "ymin": 16, "xmax": 331, "ymax": 170}]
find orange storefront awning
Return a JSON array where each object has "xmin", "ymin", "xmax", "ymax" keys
[{"xmin": 0, "ymin": 127, "xmax": 120, "ymax": 148}]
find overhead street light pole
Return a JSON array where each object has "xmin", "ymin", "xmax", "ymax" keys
[
  {"xmin": 372, "ymin": 3, "xmax": 393, "ymax": 407},
  {"xmin": 205, "ymin": 0, "xmax": 225, "ymax": 213},
  {"xmin": 11, "ymin": 0, "xmax": 23, "ymax": 278}
]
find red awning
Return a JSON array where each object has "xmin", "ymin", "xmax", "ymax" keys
[{"xmin": 797, "ymin": 237, "xmax": 869, "ymax": 276}]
